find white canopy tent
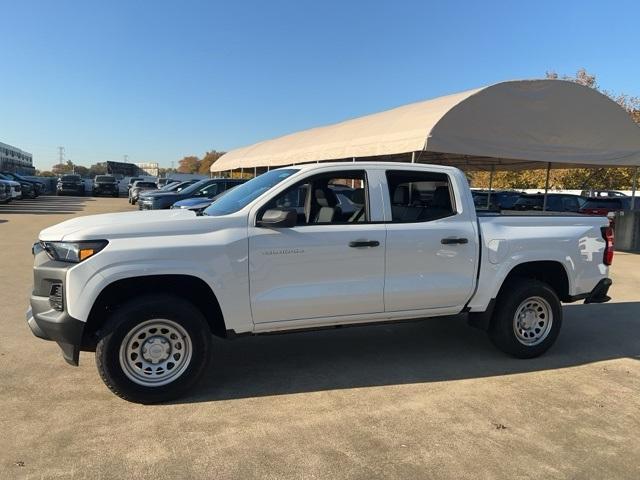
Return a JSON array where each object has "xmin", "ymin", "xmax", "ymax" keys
[{"xmin": 212, "ymin": 79, "xmax": 640, "ymax": 207}]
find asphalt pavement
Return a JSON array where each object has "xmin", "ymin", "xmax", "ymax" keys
[{"xmin": 1, "ymin": 196, "xmax": 639, "ymax": 479}]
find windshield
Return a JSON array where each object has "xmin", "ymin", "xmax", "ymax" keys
[
  {"xmin": 204, "ymin": 169, "xmax": 299, "ymax": 216},
  {"xmin": 135, "ymin": 181, "xmax": 157, "ymax": 188},
  {"xmin": 96, "ymin": 175, "xmax": 116, "ymax": 182},
  {"xmin": 178, "ymin": 179, "xmax": 214, "ymax": 196},
  {"xmin": 61, "ymin": 175, "xmax": 81, "ymax": 181}
]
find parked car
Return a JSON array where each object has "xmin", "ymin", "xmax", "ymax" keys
[
  {"xmin": 169, "ymin": 197, "xmax": 217, "ymax": 212},
  {"xmin": 157, "ymin": 178, "xmax": 176, "ymax": 188},
  {"xmin": 0, "ymin": 173, "xmax": 33, "ymax": 198},
  {"xmin": 579, "ymin": 197, "xmax": 638, "ymax": 215},
  {"xmin": 56, "ymin": 174, "xmax": 86, "ymax": 196},
  {"xmin": 472, "ymin": 190, "xmax": 522, "ymax": 210},
  {"xmin": 27, "ymin": 162, "xmax": 613, "ymax": 403},
  {"xmin": 512, "ymin": 193, "xmax": 586, "ymax": 212},
  {"xmin": 0, "ymin": 175, "xmax": 22, "ymax": 199},
  {"xmin": 92, "ymin": 175, "xmax": 119, "ymax": 197},
  {"xmin": 0, "ymin": 172, "xmax": 45, "ymax": 197},
  {"xmin": 157, "ymin": 180, "xmax": 181, "ymax": 190},
  {"xmin": 170, "ymin": 185, "xmax": 240, "ymax": 212},
  {"xmin": 129, "ymin": 181, "xmax": 158, "ymax": 205},
  {"xmin": 581, "ymin": 189, "xmax": 627, "ymax": 198},
  {"xmin": 0, "ymin": 180, "xmax": 12, "ymax": 203},
  {"xmin": 138, "ymin": 179, "xmax": 243, "ymax": 210},
  {"xmin": 127, "ymin": 177, "xmax": 144, "ymax": 193}
]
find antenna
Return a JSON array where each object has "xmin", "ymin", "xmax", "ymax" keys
[{"xmin": 58, "ymin": 146, "xmax": 65, "ymax": 164}]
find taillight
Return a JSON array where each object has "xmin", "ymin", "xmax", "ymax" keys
[{"xmin": 601, "ymin": 226, "xmax": 614, "ymax": 266}]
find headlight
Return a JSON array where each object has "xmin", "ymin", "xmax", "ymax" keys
[{"xmin": 41, "ymin": 240, "xmax": 108, "ymax": 263}]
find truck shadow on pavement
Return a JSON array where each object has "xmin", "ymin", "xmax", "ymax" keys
[
  {"xmin": 0, "ymin": 196, "xmax": 94, "ymax": 215},
  {"xmin": 178, "ymin": 301, "xmax": 640, "ymax": 403}
]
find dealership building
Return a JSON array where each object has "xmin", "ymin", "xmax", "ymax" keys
[{"xmin": 0, "ymin": 141, "xmax": 35, "ymax": 175}]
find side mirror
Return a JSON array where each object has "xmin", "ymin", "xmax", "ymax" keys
[{"xmin": 257, "ymin": 208, "xmax": 297, "ymax": 228}]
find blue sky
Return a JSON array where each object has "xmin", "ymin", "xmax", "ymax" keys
[{"xmin": 1, "ymin": 0, "xmax": 639, "ymax": 170}]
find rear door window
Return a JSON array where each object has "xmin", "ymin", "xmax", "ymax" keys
[{"xmin": 385, "ymin": 170, "xmax": 456, "ymax": 222}]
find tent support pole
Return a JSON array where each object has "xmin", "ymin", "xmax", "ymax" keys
[
  {"xmin": 254, "ymin": 167, "xmax": 257, "ymax": 178},
  {"xmin": 542, "ymin": 162, "xmax": 551, "ymax": 212},
  {"xmin": 411, "ymin": 152, "xmax": 416, "ymax": 163},
  {"xmin": 487, "ymin": 165, "xmax": 495, "ymax": 209},
  {"xmin": 631, "ymin": 167, "xmax": 638, "ymax": 210}
]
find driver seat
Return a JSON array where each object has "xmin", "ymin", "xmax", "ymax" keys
[{"xmin": 313, "ymin": 187, "xmax": 341, "ymax": 223}]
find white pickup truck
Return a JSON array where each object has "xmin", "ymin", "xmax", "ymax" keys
[{"xmin": 27, "ymin": 162, "xmax": 614, "ymax": 403}]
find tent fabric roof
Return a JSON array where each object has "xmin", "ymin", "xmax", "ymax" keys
[{"xmin": 212, "ymin": 80, "xmax": 640, "ymax": 172}]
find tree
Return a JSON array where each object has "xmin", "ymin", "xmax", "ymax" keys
[
  {"xmin": 87, "ymin": 162, "xmax": 107, "ymax": 177},
  {"xmin": 51, "ymin": 163, "xmax": 69, "ymax": 175},
  {"xmin": 74, "ymin": 165, "xmax": 89, "ymax": 177},
  {"xmin": 199, "ymin": 150, "xmax": 225, "ymax": 175},
  {"xmin": 177, "ymin": 156, "xmax": 201, "ymax": 173}
]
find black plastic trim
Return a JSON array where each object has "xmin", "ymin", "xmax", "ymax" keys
[
  {"xmin": 467, "ymin": 298, "xmax": 497, "ymax": 331},
  {"xmin": 565, "ymin": 278, "xmax": 612, "ymax": 304}
]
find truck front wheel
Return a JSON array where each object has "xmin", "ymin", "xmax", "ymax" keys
[
  {"xmin": 488, "ymin": 279, "xmax": 562, "ymax": 358},
  {"xmin": 95, "ymin": 295, "xmax": 212, "ymax": 403}
]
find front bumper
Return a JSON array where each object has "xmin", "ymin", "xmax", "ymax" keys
[
  {"xmin": 26, "ymin": 306, "xmax": 84, "ymax": 365},
  {"xmin": 26, "ymin": 247, "xmax": 85, "ymax": 365},
  {"xmin": 94, "ymin": 185, "xmax": 118, "ymax": 195}
]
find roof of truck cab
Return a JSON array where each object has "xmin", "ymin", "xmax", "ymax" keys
[{"xmin": 291, "ymin": 161, "xmax": 462, "ymax": 172}]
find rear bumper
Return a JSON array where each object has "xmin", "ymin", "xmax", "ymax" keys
[{"xmin": 567, "ymin": 278, "xmax": 612, "ymax": 304}]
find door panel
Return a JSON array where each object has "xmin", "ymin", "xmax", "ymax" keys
[
  {"xmin": 384, "ymin": 216, "xmax": 476, "ymax": 311},
  {"xmin": 383, "ymin": 169, "xmax": 477, "ymax": 313},
  {"xmin": 249, "ymin": 224, "xmax": 386, "ymax": 323}
]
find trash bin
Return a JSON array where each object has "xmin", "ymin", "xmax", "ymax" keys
[{"xmin": 614, "ymin": 211, "xmax": 640, "ymax": 252}]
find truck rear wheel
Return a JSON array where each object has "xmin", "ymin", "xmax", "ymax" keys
[
  {"xmin": 488, "ymin": 279, "xmax": 562, "ymax": 358},
  {"xmin": 95, "ymin": 295, "xmax": 212, "ymax": 403}
]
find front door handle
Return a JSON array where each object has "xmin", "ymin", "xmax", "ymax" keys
[
  {"xmin": 349, "ymin": 240, "xmax": 380, "ymax": 248},
  {"xmin": 441, "ymin": 237, "xmax": 469, "ymax": 245}
]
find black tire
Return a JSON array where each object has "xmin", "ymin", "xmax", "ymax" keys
[
  {"xmin": 95, "ymin": 295, "xmax": 212, "ymax": 403},
  {"xmin": 488, "ymin": 278, "xmax": 562, "ymax": 358}
]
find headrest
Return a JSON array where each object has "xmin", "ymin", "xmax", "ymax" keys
[
  {"xmin": 432, "ymin": 186, "xmax": 452, "ymax": 209},
  {"xmin": 315, "ymin": 187, "xmax": 338, "ymax": 207},
  {"xmin": 393, "ymin": 185, "xmax": 410, "ymax": 204},
  {"xmin": 351, "ymin": 188, "xmax": 365, "ymax": 205}
]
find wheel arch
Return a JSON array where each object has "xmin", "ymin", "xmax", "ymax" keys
[
  {"xmin": 82, "ymin": 274, "xmax": 227, "ymax": 349},
  {"xmin": 469, "ymin": 260, "xmax": 569, "ymax": 331}
]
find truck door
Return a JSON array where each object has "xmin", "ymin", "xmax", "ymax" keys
[
  {"xmin": 383, "ymin": 169, "xmax": 477, "ymax": 313},
  {"xmin": 248, "ymin": 169, "xmax": 386, "ymax": 324}
]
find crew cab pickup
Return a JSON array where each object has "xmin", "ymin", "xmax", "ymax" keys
[{"xmin": 27, "ymin": 163, "xmax": 614, "ymax": 403}]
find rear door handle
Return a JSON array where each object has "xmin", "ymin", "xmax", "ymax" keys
[
  {"xmin": 441, "ymin": 237, "xmax": 469, "ymax": 245},
  {"xmin": 349, "ymin": 240, "xmax": 380, "ymax": 248}
]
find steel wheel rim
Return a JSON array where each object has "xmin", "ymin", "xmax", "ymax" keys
[
  {"xmin": 119, "ymin": 319, "xmax": 193, "ymax": 387},
  {"xmin": 513, "ymin": 296, "xmax": 553, "ymax": 346}
]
